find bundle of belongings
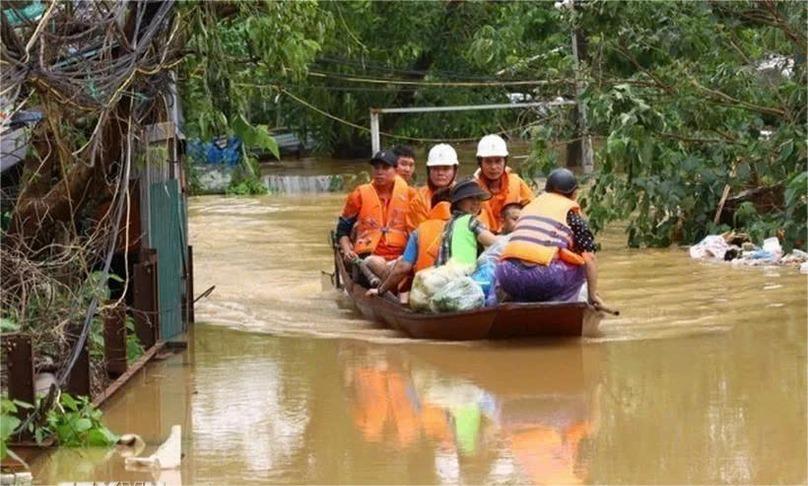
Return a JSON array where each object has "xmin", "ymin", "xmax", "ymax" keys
[{"xmin": 689, "ymin": 232, "xmax": 808, "ymax": 273}]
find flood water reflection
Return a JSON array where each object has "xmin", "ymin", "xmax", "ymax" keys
[{"xmin": 31, "ymin": 193, "xmax": 807, "ymax": 485}]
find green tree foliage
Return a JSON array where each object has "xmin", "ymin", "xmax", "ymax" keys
[
  {"xmin": 180, "ymin": 1, "xmax": 570, "ymax": 157},
  {"xmin": 284, "ymin": 1, "xmax": 531, "ymax": 154},
  {"xmin": 179, "ymin": 0, "xmax": 329, "ymax": 153},
  {"xmin": 575, "ymin": 1, "xmax": 807, "ymax": 249},
  {"xmin": 180, "ymin": 1, "xmax": 806, "ymax": 249}
]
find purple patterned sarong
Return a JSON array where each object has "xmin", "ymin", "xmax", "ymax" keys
[{"xmin": 494, "ymin": 258, "xmax": 585, "ymax": 303}]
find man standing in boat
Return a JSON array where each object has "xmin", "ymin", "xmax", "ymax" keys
[
  {"xmin": 474, "ymin": 134, "xmax": 534, "ymax": 234},
  {"xmin": 406, "ymin": 143, "xmax": 459, "ymax": 231},
  {"xmin": 336, "ymin": 150, "xmax": 410, "ymax": 281},
  {"xmin": 495, "ymin": 168, "xmax": 607, "ymax": 309}
]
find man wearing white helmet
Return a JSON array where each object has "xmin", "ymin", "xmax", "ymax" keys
[
  {"xmin": 405, "ymin": 143, "xmax": 459, "ymax": 231},
  {"xmin": 474, "ymin": 134, "xmax": 534, "ymax": 233}
]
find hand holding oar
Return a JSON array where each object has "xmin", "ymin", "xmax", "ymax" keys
[{"xmin": 590, "ymin": 294, "xmax": 619, "ymax": 315}]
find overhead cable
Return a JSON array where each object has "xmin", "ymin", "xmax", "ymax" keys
[
  {"xmin": 307, "ymin": 71, "xmax": 573, "ymax": 88},
  {"xmin": 277, "ymin": 87, "xmax": 553, "ymax": 144}
]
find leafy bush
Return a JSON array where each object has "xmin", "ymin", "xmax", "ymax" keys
[
  {"xmin": 39, "ymin": 393, "xmax": 118, "ymax": 447},
  {"xmin": 126, "ymin": 317, "xmax": 144, "ymax": 363},
  {"xmin": 1, "ymin": 397, "xmax": 32, "ymax": 459}
]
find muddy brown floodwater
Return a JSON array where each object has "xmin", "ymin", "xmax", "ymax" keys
[{"xmin": 32, "ymin": 192, "xmax": 806, "ymax": 485}]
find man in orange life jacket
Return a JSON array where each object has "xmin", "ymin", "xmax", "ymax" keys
[
  {"xmin": 495, "ymin": 168, "xmax": 607, "ymax": 309},
  {"xmin": 337, "ymin": 150, "xmax": 410, "ymax": 280},
  {"xmin": 393, "ymin": 145, "xmax": 416, "ymax": 185},
  {"xmin": 405, "ymin": 144, "xmax": 459, "ymax": 232},
  {"xmin": 474, "ymin": 134, "xmax": 534, "ymax": 234},
  {"xmin": 365, "ymin": 188, "xmax": 453, "ymax": 300}
]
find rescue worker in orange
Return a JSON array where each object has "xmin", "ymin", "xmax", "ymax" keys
[
  {"xmin": 473, "ymin": 134, "xmax": 534, "ymax": 234},
  {"xmin": 392, "ymin": 145, "xmax": 416, "ymax": 185},
  {"xmin": 495, "ymin": 168, "xmax": 607, "ymax": 309},
  {"xmin": 337, "ymin": 150, "xmax": 410, "ymax": 280},
  {"xmin": 405, "ymin": 144, "xmax": 459, "ymax": 232},
  {"xmin": 366, "ymin": 188, "xmax": 453, "ymax": 300}
]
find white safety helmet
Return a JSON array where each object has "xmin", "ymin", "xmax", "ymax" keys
[
  {"xmin": 476, "ymin": 134, "xmax": 509, "ymax": 158},
  {"xmin": 426, "ymin": 143, "xmax": 459, "ymax": 167}
]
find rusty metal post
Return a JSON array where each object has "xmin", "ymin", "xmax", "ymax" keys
[
  {"xmin": 1, "ymin": 334, "xmax": 35, "ymax": 418},
  {"xmin": 65, "ymin": 325, "xmax": 91, "ymax": 397},
  {"xmin": 132, "ymin": 255, "xmax": 159, "ymax": 349},
  {"xmin": 182, "ymin": 245, "xmax": 194, "ymax": 327},
  {"xmin": 133, "ymin": 246, "xmax": 160, "ymax": 348},
  {"xmin": 103, "ymin": 306, "xmax": 127, "ymax": 378}
]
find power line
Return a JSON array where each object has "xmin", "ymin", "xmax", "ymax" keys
[
  {"xmin": 278, "ymin": 86, "xmax": 551, "ymax": 144},
  {"xmin": 237, "ymin": 82, "xmax": 475, "ymax": 93},
  {"xmin": 307, "ymin": 71, "xmax": 573, "ymax": 88},
  {"xmin": 316, "ymin": 56, "xmax": 530, "ymax": 82}
]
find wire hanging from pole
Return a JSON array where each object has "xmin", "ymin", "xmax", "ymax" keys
[{"xmin": 278, "ymin": 87, "xmax": 559, "ymax": 144}]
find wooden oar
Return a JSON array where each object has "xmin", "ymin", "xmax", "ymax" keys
[
  {"xmin": 193, "ymin": 285, "xmax": 216, "ymax": 303},
  {"xmin": 593, "ymin": 303, "xmax": 620, "ymax": 316}
]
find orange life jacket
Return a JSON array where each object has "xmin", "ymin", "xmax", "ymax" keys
[
  {"xmin": 414, "ymin": 201, "xmax": 451, "ymax": 272},
  {"xmin": 501, "ymin": 192, "xmax": 586, "ymax": 266},
  {"xmin": 475, "ymin": 170, "xmax": 531, "ymax": 233},
  {"xmin": 406, "ymin": 185, "xmax": 433, "ymax": 232},
  {"xmin": 354, "ymin": 178, "xmax": 410, "ymax": 256}
]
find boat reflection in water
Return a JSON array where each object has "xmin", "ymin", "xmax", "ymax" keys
[{"xmin": 341, "ymin": 340, "xmax": 601, "ymax": 485}]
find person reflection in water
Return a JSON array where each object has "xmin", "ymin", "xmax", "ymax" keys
[{"xmin": 343, "ymin": 343, "xmax": 601, "ymax": 485}]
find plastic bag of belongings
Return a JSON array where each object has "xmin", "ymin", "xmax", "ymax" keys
[
  {"xmin": 410, "ymin": 262, "xmax": 484, "ymax": 313},
  {"xmin": 690, "ymin": 232, "xmax": 808, "ymax": 272}
]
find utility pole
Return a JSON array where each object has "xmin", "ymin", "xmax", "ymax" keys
[{"xmin": 563, "ymin": 0, "xmax": 594, "ymax": 173}]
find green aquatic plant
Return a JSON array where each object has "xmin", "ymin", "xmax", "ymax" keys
[
  {"xmin": 1, "ymin": 397, "xmax": 32, "ymax": 460},
  {"xmin": 39, "ymin": 393, "xmax": 118, "ymax": 447},
  {"xmin": 226, "ymin": 176, "xmax": 268, "ymax": 196},
  {"xmin": 126, "ymin": 317, "xmax": 145, "ymax": 363}
]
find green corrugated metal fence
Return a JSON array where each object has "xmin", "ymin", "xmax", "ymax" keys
[{"xmin": 149, "ymin": 180, "xmax": 186, "ymax": 340}]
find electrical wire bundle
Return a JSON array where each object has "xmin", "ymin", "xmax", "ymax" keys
[{"xmin": 0, "ymin": 1, "xmax": 184, "ymax": 435}]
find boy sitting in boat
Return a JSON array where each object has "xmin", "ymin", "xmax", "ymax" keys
[
  {"xmin": 336, "ymin": 150, "xmax": 410, "ymax": 283},
  {"xmin": 472, "ymin": 202, "xmax": 523, "ymax": 302},
  {"xmin": 494, "ymin": 168, "xmax": 608, "ymax": 310}
]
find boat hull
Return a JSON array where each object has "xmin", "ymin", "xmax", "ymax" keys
[{"xmin": 334, "ymin": 248, "xmax": 601, "ymax": 340}]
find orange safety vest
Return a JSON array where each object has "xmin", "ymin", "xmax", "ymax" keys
[
  {"xmin": 501, "ymin": 192, "xmax": 586, "ymax": 266},
  {"xmin": 475, "ymin": 170, "xmax": 532, "ymax": 233},
  {"xmin": 406, "ymin": 185, "xmax": 433, "ymax": 232},
  {"xmin": 414, "ymin": 201, "xmax": 451, "ymax": 272},
  {"xmin": 354, "ymin": 177, "xmax": 410, "ymax": 255}
]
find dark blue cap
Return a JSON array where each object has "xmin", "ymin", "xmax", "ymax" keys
[{"xmin": 370, "ymin": 150, "xmax": 398, "ymax": 167}]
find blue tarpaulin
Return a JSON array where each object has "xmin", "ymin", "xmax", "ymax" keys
[{"xmin": 187, "ymin": 137, "xmax": 242, "ymax": 166}]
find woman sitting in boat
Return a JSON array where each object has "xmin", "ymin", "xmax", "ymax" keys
[
  {"xmin": 494, "ymin": 168, "xmax": 607, "ymax": 309},
  {"xmin": 336, "ymin": 149, "xmax": 410, "ymax": 282},
  {"xmin": 435, "ymin": 178, "xmax": 498, "ymax": 267},
  {"xmin": 406, "ymin": 144, "xmax": 460, "ymax": 232},
  {"xmin": 365, "ymin": 188, "xmax": 453, "ymax": 301}
]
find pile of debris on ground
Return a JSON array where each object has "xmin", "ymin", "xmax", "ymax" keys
[{"xmin": 689, "ymin": 232, "xmax": 808, "ymax": 273}]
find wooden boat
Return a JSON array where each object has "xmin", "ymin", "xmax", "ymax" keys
[{"xmin": 332, "ymin": 245, "xmax": 602, "ymax": 340}]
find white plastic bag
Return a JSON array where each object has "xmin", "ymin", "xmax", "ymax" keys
[
  {"xmin": 429, "ymin": 277, "xmax": 485, "ymax": 313},
  {"xmin": 689, "ymin": 235, "xmax": 730, "ymax": 260},
  {"xmin": 410, "ymin": 262, "xmax": 473, "ymax": 312},
  {"xmin": 762, "ymin": 237, "xmax": 783, "ymax": 260}
]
